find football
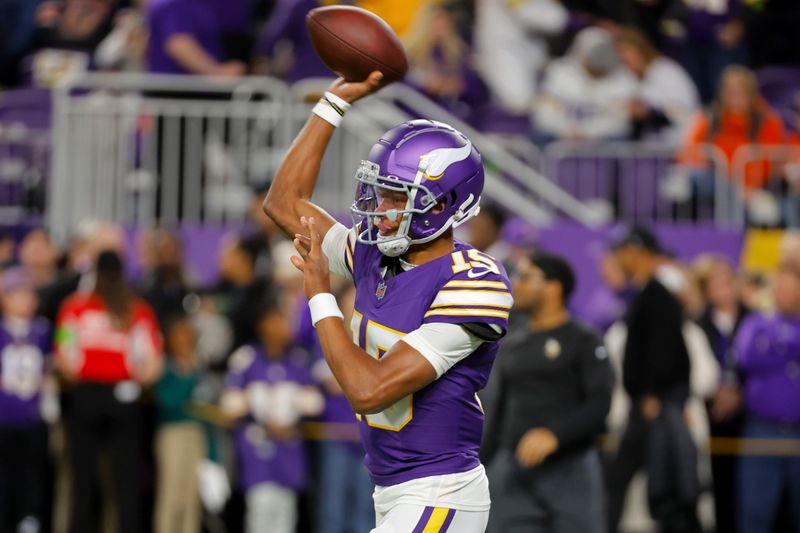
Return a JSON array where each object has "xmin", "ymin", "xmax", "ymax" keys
[{"xmin": 306, "ymin": 6, "xmax": 408, "ymax": 84}]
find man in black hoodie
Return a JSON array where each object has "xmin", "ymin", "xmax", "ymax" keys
[{"xmin": 607, "ymin": 225, "xmax": 700, "ymax": 533}]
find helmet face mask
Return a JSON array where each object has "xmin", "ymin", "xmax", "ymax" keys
[
  {"xmin": 351, "ymin": 160, "xmax": 440, "ymax": 257},
  {"xmin": 349, "ymin": 120, "xmax": 485, "ymax": 258}
]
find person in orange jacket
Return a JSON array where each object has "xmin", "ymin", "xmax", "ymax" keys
[{"xmin": 676, "ymin": 66, "xmax": 786, "ymax": 222}]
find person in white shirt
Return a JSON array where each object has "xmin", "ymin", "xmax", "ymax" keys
[
  {"xmin": 615, "ymin": 27, "xmax": 700, "ymax": 144},
  {"xmin": 532, "ymin": 27, "xmax": 638, "ymax": 144},
  {"xmin": 474, "ymin": 0, "xmax": 568, "ymax": 114}
]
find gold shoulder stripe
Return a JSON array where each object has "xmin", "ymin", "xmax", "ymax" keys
[
  {"xmin": 344, "ymin": 242, "xmax": 353, "ymax": 271},
  {"xmin": 430, "ymin": 289, "xmax": 513, "ymax": 310},
  {"xmin": 430, "ymin": 302, "xmax": 511, "ymax": 310},
  {"xmin": 424, "ymin": 308, "xmax": 510, "ymax": 319}
]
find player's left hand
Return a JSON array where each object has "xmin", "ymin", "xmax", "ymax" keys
[
  {"xmin": 291, "ymin": 216, "xmax": 332, "ymax": 298},
  {"xmin": 516, "ymin": 427, "xmax": 559, "ymax": 468}
]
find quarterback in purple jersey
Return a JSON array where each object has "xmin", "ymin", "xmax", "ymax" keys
[{"xmin": 264, "ymin": 72, "xmax": 512, "ymax": 532}]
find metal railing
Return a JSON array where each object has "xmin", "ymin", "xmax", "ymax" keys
[
  {"xmin": 543, "ymin": 141, "xmax": 733, "ymax": 226},
  {"xmin": 731, "ymin": 144, "xmax": 800, "ymax": 228},
  {"xmin": 0, "ymin": 71, "xmax": 792, "ymax": 238},
  {"xmin": 290, "ymin": 78, "xmax": 599, "ymax": 226},
  {"xmin": 49, "ymin": 73, "xmax": 291, "ymax": 243},
  {"xmin": 48, "ymin": 73, "xmax": 601, "ymax": 241},
  {"xmin": 0, "ymin": 121, "xmax": 49, "ymax": 224}
]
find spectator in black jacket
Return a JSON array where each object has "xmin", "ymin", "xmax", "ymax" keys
[
  {"xmin": 484, "ymin": 252, "xmax": 613, "ymax": 533},
  {"xmin": 607, "ymin": 226, "xmax": 701, "ymax": 533}
]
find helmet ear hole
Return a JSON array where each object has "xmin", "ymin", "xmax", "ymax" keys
[{"xmin": 432, "ymin": 199, "xmax": 447, "ymax": 214}]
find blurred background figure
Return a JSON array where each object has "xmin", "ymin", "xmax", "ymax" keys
[
  {"xmin": 675, "ymin": 65, "xmax": 785, "ymax": 223},
  {"xmin": 732, "ymin": 258, "xmax": 800, "ymax": 532},
  {"xmin": 37, "ymin": 221, "xmax": 126, "ymax": 324},
  {"xmin": 18, "ymin": 228, "xmax": 59, "ymax": 290},
  {"xmin": 615, "ymin": 27, "xmax": 699, "ymax": 143},
  {"xmin": 221, "ymin": 297, "xmax": 323, "ymax": 533},
  {"xmin": 214, "ymin": 237, "xmax": 273, "ymax": 352},
  {"xmin": 0, "ymin": 267, "xmax": 55, "ymax": 533},
  {"xmin": 93, "ymin": 4, "xmax": 148, "ymax": 73},
  {"xmin": 138, "ymin": 228, "xmax": 195, "ymax": 328},
  {"xmin": 485, "ymin": 252, "xmax": 612, "ymax": 533},
  {"xmin": 580, "ymin": 251, "xmax": 632, "ymax": 333},
  {"xmin": 404, "ymin": 2, "xmax": 488, "ymax": 124},
  {"xmin": 253, "ymin": 0, "xmax": 332, "ymax": 82},
  {"xmin": 475, "ymin": 0, "xmax": 568, "ymax": 114},
  {"xmin": 533, "ymin": 27, "xmax": 637, "ymax": 144},
  {"xmin": 146, "ymin": 0, "xmax": 245, "ymax": 76},
  {"xmin": 693, "ymin": 254, "xmax": 749, "ymax": 533},
  {"xmin": 465, "ymin": 202, "xmax": 509, "ymax": 266},
  {"xmin": 607, "ymin": 226, "xmax": 701, "ymax": 533},
  {"xmin": 55, "ymin": 250, "xmax": 163, "ymax": 533},
  {"xmin": 661, "ymin": 0, "xmax": 747, "ymax": 104},
  {"xmin": 27, "ymin": 0, "xmax": 120, "ymax": 86},
  {"xmin": 0, "ymin": 0, "xmax": 44, "ymax": 86},
  {"xmin": 153, "ymin": 313, "xmax": 207, "ymax": 533}
]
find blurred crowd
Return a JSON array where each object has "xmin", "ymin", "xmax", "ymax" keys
[
  {"xmin": 0, "ymin": 189, "xmax": 797, "ymax": 532},
  {"xmin": 469, "ymin": 207, "xmax": 800, "ymax": 533},
  {"xmin": 0, "ymin": 1, "xmax": 799, "ymax": 533},
  {"xmin": 1, "ymin": 0, "xmax": 800, "ymax": 224},
  {"xmin": 0, "ymin": 197, "xmax": 377, "ymax": 533}
]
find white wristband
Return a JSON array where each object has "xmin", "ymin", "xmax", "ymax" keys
[
  {"xmin": 311, "ymin": 91, "xmax": 352, "ymax": 127},
  {"xmin": 309, "ymin": 292, "xmax": 344, "ymax": 327}
]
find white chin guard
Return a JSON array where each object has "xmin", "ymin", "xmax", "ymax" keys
[{"xmin": 377, "ymin": 235, "xmax": 411, "ymax": 257}]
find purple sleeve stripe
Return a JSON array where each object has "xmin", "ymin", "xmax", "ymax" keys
[
  {"xmin": 440, "ymin": 509, "xmax": 456, "ymax": 532},
  {"xmin": 423, "ymin": 314, "xmax": 509, "ymax": 328},
  {"xmin": 411, "ymin": 507, "xmax": 435, "ymax": 533}
]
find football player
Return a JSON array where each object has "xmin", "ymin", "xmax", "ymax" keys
[{"xmin": 264, "ymin": 71, "xmax": 512, "ymax": 533}]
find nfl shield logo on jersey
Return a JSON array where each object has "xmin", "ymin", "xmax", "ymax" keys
[{"xmin": 375, "ymin": 281, "xmax": 387, "ymax": 300}]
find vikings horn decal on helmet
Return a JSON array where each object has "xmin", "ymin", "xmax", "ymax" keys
[{"xmin": 350, "ymin": 120, "xmax": 485, "ymax": 257}]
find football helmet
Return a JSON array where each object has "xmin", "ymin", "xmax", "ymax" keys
[{"xmin": 351, "ymin": 120, "xmax": 484, "ymax": 257}]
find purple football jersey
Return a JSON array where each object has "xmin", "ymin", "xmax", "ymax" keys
[
  {"xmin": 343, "ymin": 229, "xmax": 511, "ymax": 486},
  {"xmin": 225, "ymin": 344, "xmax": 314, "ymax": 491},
  {"xmin": 0, "ymin": 318, "xmax": 52, "ymax": 426}
]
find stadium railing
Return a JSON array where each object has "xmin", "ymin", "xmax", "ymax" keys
[
  {"xmin": 44, "ymin": 73, "xmax": 610, "ymax": 242},
  {"xmin": 730, "ymin": 143, "xmax": 800, "ymax": 228},
  {"xmin": 48, "ymin": 73, "xmax": 291, "ymax": 243},
  {"xmin": 289, "ymin": 78, "xmax": 603, "ymax": 227},
  {"xmin": 543, "ymin": 141, "xmax": 733, "ymax": 227},
  {"xmin": 4, "ymin": 72, "xmax": 798, "ymax": 238},
  {"xmin": 0, "ymin": 120, "xmax": 49, "ymax": 224}
]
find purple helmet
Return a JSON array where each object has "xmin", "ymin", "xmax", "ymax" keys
[{"xmin": 351, "ymin": 120, "xmax": 484, "ymax": 257}]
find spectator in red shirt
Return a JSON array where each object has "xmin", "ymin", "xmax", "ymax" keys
[{"xmin": 55, "ymin": 250, "xmax": 162, "ymax": 533}]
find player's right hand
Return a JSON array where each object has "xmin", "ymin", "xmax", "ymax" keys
[{"xmin": 328, "ymin": 71, "xmax": 384, "ymax": 104}]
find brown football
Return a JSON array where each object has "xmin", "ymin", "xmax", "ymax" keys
[{"xmin": 306, "ymin": 6, "xmax": 408, "ymax": 84}]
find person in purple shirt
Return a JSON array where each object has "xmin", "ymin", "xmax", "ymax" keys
[
  {"xmin": 220, "ymin": 297, "xmax": 324, "ymax": 533},
  {"xmin": 264, "ymin": 71, "xmax": 512, "ymax": 531},
  {"xmin": 253, "ymin": 0, "xmax": 334, "ymax": 82},
  {"xmin": 733, "ymin": 259, "xmax": 800, "ymax": 533},
  {"xmin": 662, "ymin": 0, "xmax": 747, "ymax": 102},
  {"xmin": 147, "ymin": 0, "xmax": 245, "ymax": 76},
  {"xmin": 403, "ymin": 3, "xmax": 490, "ymax": 125},
  {"xmin": 0, "ymin": 267, "xmax": 55, "ymax": 533}
]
